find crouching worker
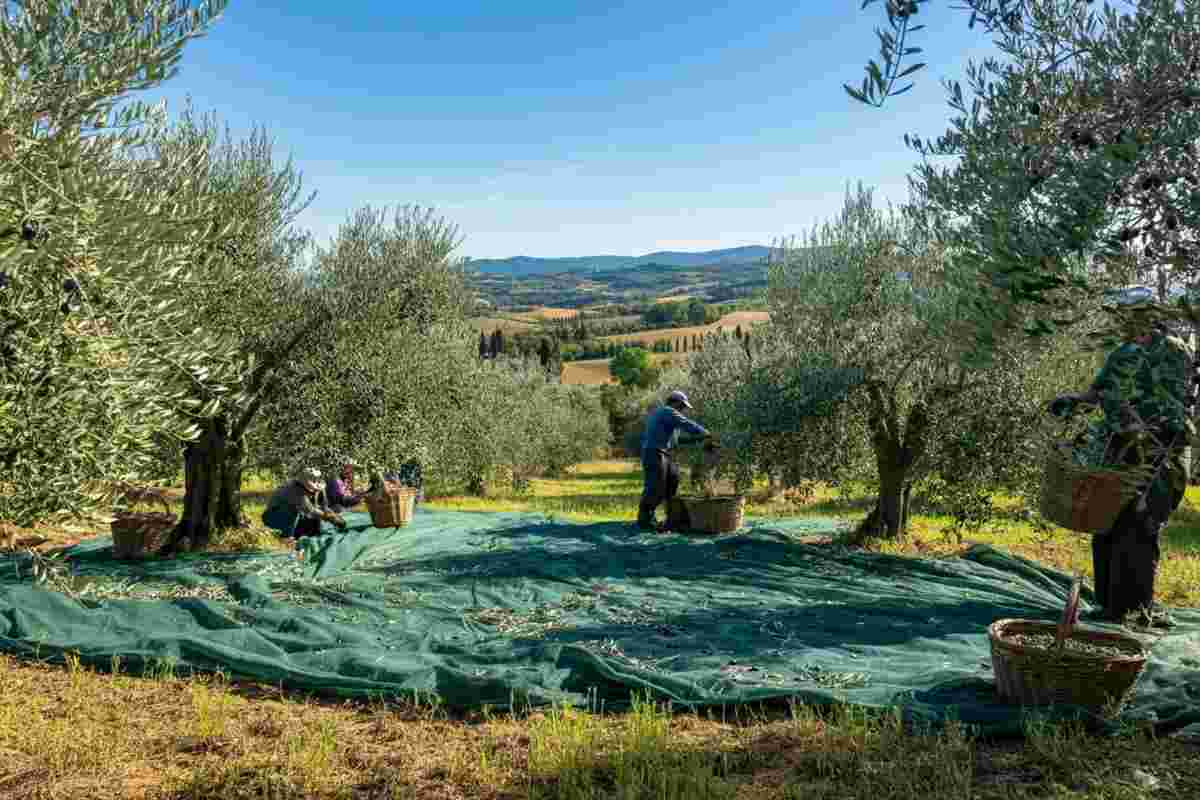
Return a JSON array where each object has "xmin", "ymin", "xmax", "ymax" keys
[
  {"xmin": 325, "ymin": 459, "xmax": 366, "ymax": 512},
  {"xmin": 262, "ymin": 468, "xmax": 348, "ymax": 540},
  {"xmin": 637, "ymin": 390, "xmax": 714, "ymax": 531}
]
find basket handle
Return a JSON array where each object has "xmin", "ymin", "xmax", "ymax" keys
[{"xmin": 1055, "ymin": 579, "xmax": 1081, "ymax": 654}]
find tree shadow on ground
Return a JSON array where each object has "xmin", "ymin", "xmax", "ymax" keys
[{"xmin": 352, "ymin": 520, "xmax": 1077, "ymax": 643}]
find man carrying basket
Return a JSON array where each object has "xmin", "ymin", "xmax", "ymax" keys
[{"xmin": 1049, "ymin": 291, "xmax": 1194, "ymax": 628}]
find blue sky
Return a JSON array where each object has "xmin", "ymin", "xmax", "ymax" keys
[{"xmin": 141, "ymin": 1, "xmax": 1000, "ymax": 259}]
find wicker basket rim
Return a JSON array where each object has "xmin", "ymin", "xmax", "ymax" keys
[
  {"xmin": 1046, "ymin": 442, "xmax": 1153, "ymax": 482},
  {"xmin": 368, "ymin": 487, "xmax": 418, "ymax": 497},
  {"xmin": 988, "ymin": 619, "xmax": 1147, "ymax": 661}
]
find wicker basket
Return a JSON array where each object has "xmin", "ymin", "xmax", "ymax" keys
[
  {"xmin": 988, "ymin": 618, "xmax": 1147, "ymax": 712},
  {"xmin": 366, "ymin": 486, "xmax": 417, "ymax": 528},
  {"xmin": 1038, "ymin": 442, "xmax": 1141, "ymax": 534},
  {"xmin": 111, "ymin": 512, "xmax": 177, "ymax": 559},
  {"xmin": 680, "ymin": 495, "xmax": 745, "ymax": 534}
]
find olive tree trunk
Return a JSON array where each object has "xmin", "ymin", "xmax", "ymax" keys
[
  {"xmin": 165, "ymin": 416, "xmax": 247, "ymax": 552},
  {"xmin": 162, "ymin": 311, "xmax": 330, "ymax": 555},
  {"xmin": 850, "ymin": 386, "xmax": 930, "ymax": 543}
]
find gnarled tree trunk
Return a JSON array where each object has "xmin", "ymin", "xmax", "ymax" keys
[
  {"xmin": 849, "ymin": 387, "xmax": 930, "ymax": 545},
  {"xmin": 162, "ymin": 311, "xmax": 331, "ymax": 556},
  {"xmin": 164, "ymin": 416, "xmax": 247, "ymax": 553}
]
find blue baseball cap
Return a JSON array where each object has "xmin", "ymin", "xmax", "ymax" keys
[{"xmin": 666, "ymin": 390, "xmax": 692, "ymax": 409}]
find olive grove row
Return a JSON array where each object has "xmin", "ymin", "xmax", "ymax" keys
[{"xmin": 2, "ymin": 1, "xmax": 1197, "ymax": 548}]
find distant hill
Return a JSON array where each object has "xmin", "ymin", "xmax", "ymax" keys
[{"xmin": 468, "ymin": 245, "xmax": 771, "ymax": 276}]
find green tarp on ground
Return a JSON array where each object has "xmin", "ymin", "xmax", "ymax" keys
[{"xmin": 2, "ymin": 509, "xmax": 1199, "ymax": 737}]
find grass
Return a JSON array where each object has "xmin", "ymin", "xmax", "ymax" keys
[{"xmin": 3, "ymin": 459, "xmax": 1200, "ymax": 798}]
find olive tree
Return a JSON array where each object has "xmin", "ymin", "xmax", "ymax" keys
[
  {"xmin": 0, "ymin": 1, "xmax": 239, "ymax": 527},
  {"xmin": 247, "ymin": 205, "xmax": 472, "ymax": 499},
  {"xmin": 610, "ymin": 346, "xmax": 654, "ymax": 388},
  {"xmin": 441, "ymin": 355, "xmax": 610, "ymax": 493},
  {"xmin": 682, "ymin": 330, "xmax": 873, "ymax": 498},
  {"xmin": 261, "ymin": 341, "xmax": 610, "ymax": 498},
  {"xmin": 766, "ymin": 183, "xmax": 1040, "ymax": 540},
  {"xmin": 253, "ymin": 316, "xmax": 477, "ymax": 490},
  {"xmin": 852, "ymin": 0, "xmax": 1200, "ymax": 341}
]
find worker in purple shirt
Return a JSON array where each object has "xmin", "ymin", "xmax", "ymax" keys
[
  {"xmin": 323, "ymin": 459, "xmax": 366, "ymax": 512},
  {"xmin": 637, "ymin": 390, "xmax": 715, "ymax": 530}
]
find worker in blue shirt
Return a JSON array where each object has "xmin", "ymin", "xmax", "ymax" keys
[{"xmin": 637, "ymin": 390, "xmax": 715, "ymax": 530}]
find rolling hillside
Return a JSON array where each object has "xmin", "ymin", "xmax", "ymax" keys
[
  {"xmin": 599, "ymin": 311, "xmax": 769, "ymax": 346},
  {"xmin": 557, "ymin": 312, "xmax": 769, "ymax": 385},
  {"xmin": 470, "ymin": 257, "xmax": 768, "ymax": 309},
  {"xmin": 469, "ymin": 245, "xmax": 770, "ymax": 276}
]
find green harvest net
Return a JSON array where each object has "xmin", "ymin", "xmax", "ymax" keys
[{"xmin": 2, "ymin": 509, "xmax": 1199, "ymax": 737}]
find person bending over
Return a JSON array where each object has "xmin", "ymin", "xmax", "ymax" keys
[
  {"xmin": 262, "ymin": 467, "xmax": 347, "ymax": 539},
  {"xmin": 637, "ymin": 390, "xmax": 715, "ymax": 531}
]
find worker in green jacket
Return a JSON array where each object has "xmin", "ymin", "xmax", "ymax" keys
[{"xmin": 1050, "ymin": 293, "xmax": 1195, "ymax": 627}]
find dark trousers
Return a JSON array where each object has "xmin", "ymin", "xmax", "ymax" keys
[
  {"xmin": 262, "ymin": 509, "xmax": 320, "ymax": 539},
  {"xmin": 1092, "ymin": 480, "xmax": 1184, "ymax": 619},
  {"xmin": 638, "ymin": 449, "xmax": 679, "ymax": 526}
]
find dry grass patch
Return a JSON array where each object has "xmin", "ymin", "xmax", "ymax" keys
[
  {"xmin": 560, "ymin": 358, "xmax": 616, "ymax": 385},
  {"xmin": 2, "ymin": 656, "xmax": 1196, "ymax": 800}
]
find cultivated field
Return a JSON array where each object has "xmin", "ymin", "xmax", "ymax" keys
[
  {"xmin": 468, "ymin": 316, "xmax": 542, "ymax": 334},
  {"xmin": 510, "ymin": 307, "xmax": 579, "ymax": 322},
  {"xmin": 584, "ymin": 314, "xmax": 643, "ymax": 328},
  {"xmin": 560, "ymin": 353, "xmax": 687, "ymax": 385},
  {"xmin": 717, "ymin": 310, "xmax": 770, "ymax": 327},
  {"xmin": 599, "ymin": 311, "xmax": 769, "ymax": 347},
  {"xmin": 560, "ymin": 358, "xmax": 615, "ymax": 385}
]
